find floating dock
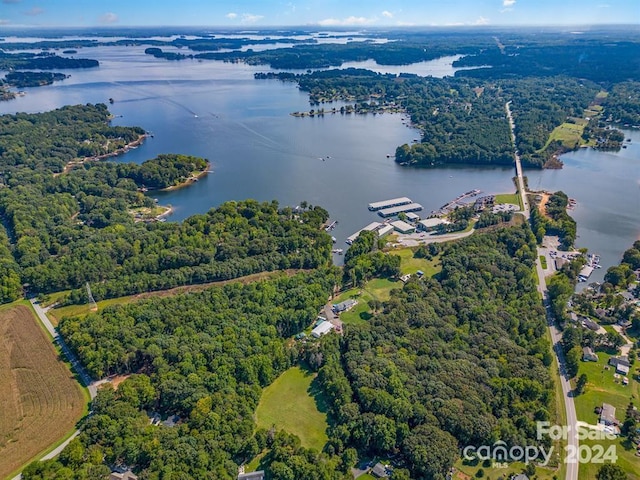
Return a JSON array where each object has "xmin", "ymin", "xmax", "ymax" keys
[
  {"xmin": 368, "ymin": 197, "xmax": 412, "ymax": 211},
  {"xmin": 578, "ymin": 265, "xmax": 594, "ymax": 282},
  {"xmin": 378, "ymin": 202, "xmax": 423, "ymax": 217},
  {"xmin": 346, "ymin": 222, "xmax": 383, "ymax": 244}
]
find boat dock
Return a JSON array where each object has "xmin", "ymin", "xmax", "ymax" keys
[
  {"xmin": 368, "ymin": 197, "xmax": 412, "ymax": 211},
  {"xmin": 325, "ymin": 220, "xmax": 338, "ymax": 231},
  {"xmin": 378, "ymin": 202, "xmax": 423, "ymax": 218},
  {"xmin": 435, "ymin": 189, "xmax": 481, "ymax": 215},
  {"xmin": 346, "ymin": 222, "xmax": 383, "ymax": 244}
]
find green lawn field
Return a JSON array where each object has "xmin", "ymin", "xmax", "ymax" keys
[
  {"xmin": 574, "ymin": 351, "xmax": 640, "ymax": 480},
  {"xmin": 255, "ymin": 366, "xmax": 328, "ymax": 451}
]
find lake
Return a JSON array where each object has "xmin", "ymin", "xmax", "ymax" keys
[{"xmin": 0, "ymin": 42, "xmax": 638, "ymax": 272}]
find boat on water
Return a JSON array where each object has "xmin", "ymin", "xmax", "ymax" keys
[
  {"xmin": 332, "ymin": 249, "xmax": 343, "ymax": 255},
  {"xmin": 331, "ymin": 236, "xmax": 337, "ymax": 243}
]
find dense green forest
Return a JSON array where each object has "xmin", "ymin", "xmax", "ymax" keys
[
  {"xmin": 0, "ymin": 51, "xmax": 98, "ymax": 70},
  {"xmin": 0, "ymin": 105, "xmax": 331, "ymax": 304},
  {"xmin": 24, "ymin": 226, "xmax": 552, "ymax": 479},
  {"xmin": 265, "ymin": 69, "xmax": 601, "ymax": 168},
  {"xmin": 317, "ymin": 226, "xmax": 552, "ymax": 479},
  {"xmin": 530, "ymin": 191, "xmax": 577, "ymax": 249},
  {"xmin": 0, "ymin": 103, "xmax": 145, "ymax": 172},
  {"xmin": 27, "ymin": 271, "xmax": 341, "ymax": 480},
  {"xmin": 2, "ymin": 71, "xmax": 68, "ymax": 88},
  {"xmin": 453, "ymin": 41, "xmax": 640, "ymax": 84},
  {"xmin": 602, "ymin": 81, "xmax": 640, "ymax": 125}
]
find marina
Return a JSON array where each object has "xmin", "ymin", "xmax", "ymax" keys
[
  {"xmin": 368, "ymin": 197, "xmax": 413, "ymax": 211},
  {"xmin": 434, "ymin": 189, "xmax": 482, "ymax": 215},
  {"xmin": 346, "ymin": 221, "xmax": 383, "ymax": 245},
  {"xmin": 377, "ymin": 202, "xmax": 423, "ymax": 217}
]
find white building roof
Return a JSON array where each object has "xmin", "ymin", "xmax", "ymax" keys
[
  {"xmin": 377, "ymin": 225, "xmax": 395, "ymax": 237},
  {"xmin": 311, "ymin": 321, "xmax": 334, "ymax": 338},
  {"xmin": 368, "ymin": 197, "xmax": 412, "ymax": 210},
  {"xmin": 419, "ymin": 218, "xmax": 446, "ymax": 228},
  {"xmin": 390, "ymin": 220, "xmax": 415, "ymax": 232}
]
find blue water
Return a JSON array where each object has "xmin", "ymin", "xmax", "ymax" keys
[{"xmin": 1, "ymin": 42, "xmax": 638, "ymax": 273}]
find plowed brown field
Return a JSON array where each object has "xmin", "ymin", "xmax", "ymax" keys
[{"xmin": 0, "ymin": 304, "xmax": 85, "ymax": 479}]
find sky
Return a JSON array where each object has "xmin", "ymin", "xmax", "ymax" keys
[{"xmin": 0, "ymin": 0, "xmax": 638, "ymax": 28}]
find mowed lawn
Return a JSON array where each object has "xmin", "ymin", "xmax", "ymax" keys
[
  {"xmin": 393, "ymin": 248, "xmax": 441, "ymax": 277},
  {"xmin": 255, "ymin": 366, "xmax": 328, "ymax": 451},
  {"xmin": 0, "ymin": 302, "xmax": 85, "ymax": 479},
  {"xmin": 574, "ymin": 352, "xmax": 640, "ymax": 480},
  {"xmin": 334, "ymin": 278, "xmax": 400, "ymax": 326}
]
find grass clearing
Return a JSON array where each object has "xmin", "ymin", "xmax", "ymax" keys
[
  {"xmin": 334, "ymin": 278, "xmax": 400, "ymax": 325},
  {"xmin": 332, "ymin": 249, "xmax": 440, "ymax": 325},
  {"xmin": 574, "ymin": 351, "xmax": 640, "ymax": 480},
  {"xmin": 255, "ymin": 366, "xmax": 328, "ymax": 451},
  {"xmin": 495, "ymin": 192, "xmax": 523, "ymax": 211},
  {"xmin": 539, "ymin": 255, "xmax": 548, "ymax": 269},
  {"xmin": 393, "ymin": 248, "xmax": 441, "ymax": 277},
  {"xmin": 544, "ymin": 121, "xmax": 586, "ymax": 150},
  {"xmin": 0, "ymin": 302, "xmax": 85, "ymax": 479}
]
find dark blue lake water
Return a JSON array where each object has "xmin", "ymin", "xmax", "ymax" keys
[{"xmin": 1, "ymin": 44, "xmax": 637, "ymax": 275}]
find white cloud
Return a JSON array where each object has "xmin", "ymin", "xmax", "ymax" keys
[
  {"xmin": 382, "ymin": 10, "xmax": 393, "ymax": 18},
  {"xmin": 241, "ymin": 13, "xmax": 264, "ymax": 24},
  {"xmin": 474, "ymin": 16, "xmax": 489, "ymax": 25},
  {"xmin": 226, "ymin": 12, "xmax": 237, "ymax": 19},
  {"xmin": 23, "ymin": 6, "xmax": 44, "ymax": 16},
  {"xmin": 0, "ymin": 18, "xmax": 11, "ymax": 24},
  {"xmin": 318, "ymin": 16, "xmax": 376, "ymax": 26},
  {"xmin": 503, "ymin": 0, "xmax": 516, "ymax": 6},
  {"xmin": 99, "ymin": 12, "xmax": 118, "ymax": 24}
]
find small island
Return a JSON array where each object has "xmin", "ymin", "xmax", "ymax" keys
[
  {"xmin": 131, "ymin": 154, "xmax": 210, "ymax": 191},
  {"xmin": 3, "ymin": 71, "xmax": 69, "ymax": 88}
]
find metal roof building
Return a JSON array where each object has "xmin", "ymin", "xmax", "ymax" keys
[
  {"xmin": 390, "ymin": 220, "xmax": 416, "ymax": 233},
  {"xmin": 378, "ymin": 202, "xmax": 423, "ymax": 217},
  {"xmin": 346, "ymin": 222, "xmax": 383, "ymax": 244},
  {"xmin": 311, "ymin": 321, "xmax": 334, "ymax": 338},
  {"xmin": 368, "ymin": 197, "xmax": 412, "ymax": 211}
]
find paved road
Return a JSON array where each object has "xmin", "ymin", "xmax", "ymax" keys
[{"xmin": 507, "ymin": 103, "xmax": 578, "ymax": 480}]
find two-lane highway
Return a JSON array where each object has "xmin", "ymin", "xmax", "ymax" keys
[{"xmin": 506, "ymin": 102, "xmax": 578, "ymax": 480}]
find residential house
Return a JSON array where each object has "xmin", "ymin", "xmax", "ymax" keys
[
  {"xmin": 372, "ymin": 463, "xmax": 390, "ymax": 478},
  {"xmin": 582, "ymin": 317, "xmax": 600, "ymax": 332},
  {"xmin": 582, "ymin": 347, "xmax": 598, "ymax": 362},
  {"xmin": 332, "ymin": 299, "xmax": 357, "ymax": 313},
  {"xmin": 599, "ymin": 403, "xmax": 618, "ymax": 426},
  {"xmin": 609, "ymin": 356, "xmax": 631, "ymax": 372}
]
